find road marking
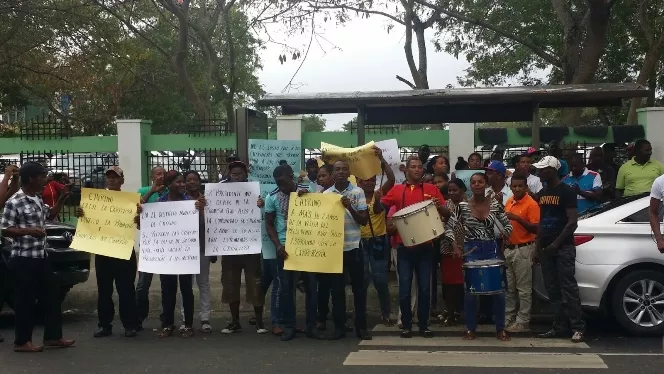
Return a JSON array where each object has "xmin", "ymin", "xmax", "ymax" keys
[
  {"xmin": 359, "ymin": 336, "xmax": 589, "ymax": 348},
  {"xmin": 372, "ymin": 324, "xmax": 547, "ymax": 333},
  {"xmin": 343, "ymin": 350, "xmax": 607, "ymax": 368}
]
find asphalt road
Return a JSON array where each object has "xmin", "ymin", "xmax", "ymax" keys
[
  {"xmin": 1, "ymin": 264, "xmax": 664, "ymax": 373},
  {"xmin": 0, "ymin": 312, "xmax": 663, "ymax": 374}
]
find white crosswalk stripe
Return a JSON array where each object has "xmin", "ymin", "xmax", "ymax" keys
[{"xmin": 342, "ymin": 325, "xmax": 606, "ymax": 369}]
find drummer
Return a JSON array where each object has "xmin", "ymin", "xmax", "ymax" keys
[
  {"xmin": 381, "ymin": 156, "xmax": 449, "ymax": 338},
  {"xmin": 445, "ymin": 172, "xmax": 512, "ymax": 341}
]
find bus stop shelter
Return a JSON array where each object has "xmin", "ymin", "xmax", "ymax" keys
[{"xmin": 257, "ymin": 83, "xmax": 650, "ymax": 148}]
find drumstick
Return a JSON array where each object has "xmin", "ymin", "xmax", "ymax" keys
[{"xmin": 462, "ymin": 246, "xmax": 478, "ymax": 257}]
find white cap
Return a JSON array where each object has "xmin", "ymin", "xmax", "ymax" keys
[{"xmin": 532, "ymin": 155, "xmax": 561, "ymax": 170}]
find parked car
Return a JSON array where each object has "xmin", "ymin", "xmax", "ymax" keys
[
  {"xmin": 532, "ymin": 193, "xmax": 664, "ymax": 336},
  {"xmin": 1, "ymin": 222, "xmax": 90, "ymax": 309}
]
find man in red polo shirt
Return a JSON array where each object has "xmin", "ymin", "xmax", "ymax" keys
[{"xmin": 381, "ymin": 156, "xmax": 448, "ymax": 338}]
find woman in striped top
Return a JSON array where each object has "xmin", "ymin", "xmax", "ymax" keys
[{"xmin": 445, "ymin": 173, "xmax": 513, "ymax": 341}]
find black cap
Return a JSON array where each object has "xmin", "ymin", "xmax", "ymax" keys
[
  {"xmin": 19, "ymin": 161, "xmax": 48, "ymax": 181},
  {"xmin": 228, "ymin": 160, "xmax": 248, "ymax": 172}
]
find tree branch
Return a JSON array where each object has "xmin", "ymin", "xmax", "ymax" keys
[
  {"xmin": 311, "ymin": 2, "xmax": 405, "ymax": 25},
  {"xmin": 396, "ymin": 75, "xmax": 416, "ymax": 89},
  {"xmin": 415, "ymin": 0, "xmax": 562, "ymax": 68}
]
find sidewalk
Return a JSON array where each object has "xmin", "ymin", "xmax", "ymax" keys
[{"xmin": 55, "ymin": 260, "xmax": 552, "ymax": 322}]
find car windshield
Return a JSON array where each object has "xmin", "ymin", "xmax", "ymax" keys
[{"xmin": 579, "ymin": 192, "xmax": 650, "ymax": 220}]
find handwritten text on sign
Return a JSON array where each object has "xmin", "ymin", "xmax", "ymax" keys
[
  {"xmin": 284, "ymin": 193, "xmax": 345, "ymax": 273},
  {"xmin": 249, "ymin": 139, "xmax": 301, "ymax": 184},
  {"xmin": 70, "ymin": 188, "xmax": 139, "ymax": 260},
  {"xmin": 321, "ymin": 141, "xmax": 381, "ymax": 179},
  {"xmin": 138, "ymin": 200, "xmax": 200, "ymax": 275},
  {"xmin": 204, "ymin": 182, "xmax": 262, "ymax": 256}
]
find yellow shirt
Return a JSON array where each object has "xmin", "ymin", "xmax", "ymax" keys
[{"xmin": 360, "ymin": 194, "xmax": 387, "ymax": 238}]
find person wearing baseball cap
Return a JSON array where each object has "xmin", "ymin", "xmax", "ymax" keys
[
  {"xmin": 76, "ymin": 165, "xmax": 140, "ymax": 339},
  {"xmin": 485, "ymin": 160, "xmax": 512, "ymax": 206},
  {"xmin": 532, "ymin": 155, "xmax": 585, "ymax": 343}
]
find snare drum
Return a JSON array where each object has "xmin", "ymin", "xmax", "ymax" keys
[
  {"xmin": 463, "ymin": 259, "xmax": 505, "ymax": 295},
  {"xmin": 392, "ymin": 200, "xmax": 444, "ymax": 246}
]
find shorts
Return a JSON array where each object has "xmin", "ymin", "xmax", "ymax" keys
[{"xmin": 221, "ymin": 254, "xmax": 263, "ymax": 306}]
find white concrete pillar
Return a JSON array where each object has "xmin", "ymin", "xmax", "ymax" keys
[
  {"xmin": 276, "ymin": 115, "xmax": 303, "ymax": 141},
  {"xmin": 449, "ymin": 123, "xmax": 475, "ymax": 172},
  {"xmin": 116, "ymin": 119, "xmax": 150, "ymax": 192},
  {"xmin": 638, "ymin": 107, "xmax": 664, "ymax": 163}
]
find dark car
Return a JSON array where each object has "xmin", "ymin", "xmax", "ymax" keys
[{"xmin": 1, "ymin": 222, "xmax": 91, "ymax": 309}]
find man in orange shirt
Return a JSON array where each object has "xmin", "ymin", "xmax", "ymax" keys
[{"xmin": 503, "ymin": 171, "xmax": 540, "ymax": 333}]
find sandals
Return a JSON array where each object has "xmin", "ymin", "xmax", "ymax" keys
[
  {"xmin": 181, "ymin": 327, "xmax": 195, "ymax": 338},
  {"xmin": 463, "ymin": 330, "xmax": 476, "ymax": 340},
  {"xmin": 497, "ymin": 330, "xmax": 510, "ymax": 341},
  {"xmin": 158, "ymin": 326, "xmax": 174, "ymax": 338}
]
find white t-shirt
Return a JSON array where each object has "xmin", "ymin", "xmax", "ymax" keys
[
  {"xmin": 508, "ymin": 174, "xmax": 543, "ymax": 194},
  {"xmin": 650, "ymin": 175, "xmax": 664, "ymax": 201}
]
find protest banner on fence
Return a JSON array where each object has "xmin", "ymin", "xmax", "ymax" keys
[
  {"xmin": 454, "ymin": 169, "xmax": 485, "ymax": 198},
  {"xmin": 284, "ymin": 193, "xmax": 344, "ymax": 273},
  {"xmin": 320, "ymin": 141, "xmax": 381, "ymax": 179},
  {"xmin": 138, "ymin": 200, "xmax": 200, "ymax": 275},
  {"xmin": 70, "ymin": 188, "xmax": 140, "ymax": 260},
  {"xmin": 259, "ymin": 183, "xmax": 277, "ymax": 259},
  {"xmin": 204, "ymin": 181, "xmax": 261, "ymax": 256},
  {"xmin": 249, "ymin": 139, "xmax": 301, "ymax": 184}
]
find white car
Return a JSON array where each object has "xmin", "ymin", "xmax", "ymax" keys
[{"xmin": 532, "ymin": 193, "xmax": 664, "ymax": 336}]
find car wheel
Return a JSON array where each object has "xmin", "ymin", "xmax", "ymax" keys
[{"xmin": 611, "ymin": 270, "xmax": 664, "ymax": 336}]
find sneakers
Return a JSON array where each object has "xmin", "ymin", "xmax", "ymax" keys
[
  {"xmin": 221, "ymin": 321, "xmax": 242, "ymax": 334},
  {"xmin": 505, "ymin": 322, "xmax": 530, "ymax": 333},
  {"xmin": 178, "ymin": 324, "xmax": 186, "ymax": 332},
  {"xmin": 14, "ymin": 341, "xmax": 44, "ymax": 353},
  {"xmin": 124, "ymin": 329, "xmax": 138, "ymax": 338},
  {"xmin": 201, "ymin": 322, "xmax": 213, "ymax": 333},
  {"xmin": 419, "ymin": 329, "xmax": 434, "ymax": 338},
  {"xmin": 255, "ymin": 320, "xmax": 268, "ymax": 334},
  {"xmin": 571, "ymin": 331, "xmax": 585, "ymax": 343},
  {"xmin": 400, "ymin": 329, "xmax": 412, "ymax": 339},
  {"xmin": 93, "ymin": 327, "xmax": 112, "ymax": 338},
  {"xmin": 537, "ymin": 329, "xmax": 560, "ymax": 339}
]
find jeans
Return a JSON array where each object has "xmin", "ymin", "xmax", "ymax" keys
[
  {"xmin": 135, "ymin": 271, "xmax": 153, "ymax": 324},
  {"xmin": 360, "ymin": 236, "xmax": 390, "ymax": 318},
  {"xmin": 96, "ymin": 252, "xmax": 138, "ymax": 330},
  {"xmin": 10, "ymin": 257, "xmax": 63, "ymax": 345},
  {"xmin": 463, "ymin": 239, "xmax": 506, "ymax": 332},
  {"xmin": 540, "ymin": 244, "xmax": 585, "ymax": 333},
  {"xmin": 396, "ymin": 243, "xmax": 433, "ymax": 331},
  {"xmin": 179, "ymin": 255, "xmax": 212, "ymax": 324},
  {"xmin": 261, "ymin": 258, "xmax": 279, "ymax": 326},
  {"xmin": 160, "ymin": 274, "xmax": 194, "ymax": 328},
  {"xmin": 275, "ymin": 258, "xmax": 318, "ymax": 330}
]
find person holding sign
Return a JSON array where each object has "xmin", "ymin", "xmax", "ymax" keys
[
  {"xmin": 138, "ymin": 170, "xmax": 206, "ymax": 338},
  {"xmin": 177, "ymin": 170, "xmax": 215, "ymax": 333},
  {"xmin": 2, "ymin": 162, "xmax": 75, "ymax": 352},
  {"xmin": 135, "ymin": 166, "xmax": 166, "ymax": 331},
  {"xmin": 219, "ymin": 161, "xmax": 267, "ymax": 335},
  {"xmin": 322, "ymin": 160, "xmax": 370, "ymax": 340},
  {"xmin": 381, "ymin": 156, "xmax": 448, "ymax": 339},
  {"xmin": 75, "ymin": 166, "xmax": 139, "ymax": 338},
  {"xmin": 264, "ymin": 165, "xmax": 323, "ymax": 341},
  {"xmin": 356, "ymin": 147, "xmax": 395, "ymax": 326}
]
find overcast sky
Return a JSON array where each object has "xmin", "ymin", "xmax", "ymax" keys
[{"xmin": 257, "ymin": 16, "xmax": 469, "ymax": 131}]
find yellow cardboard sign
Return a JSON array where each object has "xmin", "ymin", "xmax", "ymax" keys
[
  {"xmin": 284, "ymin": 193, "xmax": 345, "ymax": 273},
  {"xmin": 70, "ymin": 188, "xmax": 140, "ymax": 260},
  {"xmin": 321, "ymin": 141, "xmax": 381, "ymax": 179}
]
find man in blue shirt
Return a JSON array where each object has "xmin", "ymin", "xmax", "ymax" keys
[
  {"xmin": 322, "ymin": 160, "xmax": 370, "ymax": 340},
  {"xmin": 264, "ymin": 164, "xmax": 323, "ymax": 341},
  {"xmin": 562, "ymin": 154, "xmax": 603, "ymax": 214}
]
